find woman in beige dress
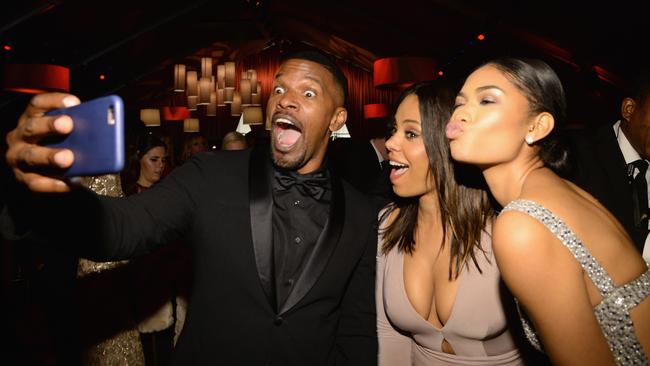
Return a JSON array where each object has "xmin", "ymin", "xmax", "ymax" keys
[{"xmin": 377, "ymin": 81, "xmax": 532, "ymax": 365}]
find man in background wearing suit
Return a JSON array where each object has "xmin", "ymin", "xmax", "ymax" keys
[
  {"xmin": 331, "ymin": 117, "xmax": 392, "ymax": 209},
  {"xmin": 3, "ymin": 50, "xmax": 377, "ymax": 365},
  {"xmin": 570, "ymin": 68, "xmax": 650, "ymax": 261}
]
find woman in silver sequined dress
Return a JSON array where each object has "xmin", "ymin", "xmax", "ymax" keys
[
  {"xmin": 77, "ymin": 174, "xmax": 145, "ymax": 365},
  {"xmin": 445, "ymin": 58, "xmax": 650, "ymax": 365}
]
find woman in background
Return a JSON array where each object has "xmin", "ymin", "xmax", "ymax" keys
[
  {"xmin": 178, "ymin": 133, "xmax": 208, "ymax": 165},
  {"xmin": 122, "ymin": 134, "xmax": 190, "ymax": 365},
  {"xmin": 446, "ymin": 57, "xmax": 649, "ymax": 365},
  {"xmin": 76, "ymin": 173, "xmax": 146, "ymax": 365},
  {"xmin": 377, "ymin": 81, "xmax": 529, "ymax": 365},
  {"xmin": 122, "ymin": 134, "xmax": 167, "ymax": 195}
]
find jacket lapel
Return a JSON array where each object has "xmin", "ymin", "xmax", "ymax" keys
[
  {"xmin": 279, "ymin": 174, "xmax": 345, "ymax": 315},
  {"xmin": 593, "ymin": 125, "xmax": 634, "ymax": 214},
  {"xmin": 594, "ymin": 124, "xmax": 648, "ymax": 250},
  {"xmin": 248, "ymin": 146, "xmax": 276, "ymax": 307}
]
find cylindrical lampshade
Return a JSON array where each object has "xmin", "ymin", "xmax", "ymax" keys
[
  {"xmin": 240, "ymin": 79, "xmax": 252, "ymax": 106},
  {"xmin": 206, "ymin": 92, "xmax": 217, "ymax": 116},
  {"xmin": 162, "ymin": 106, "xmax": 190, "ymax": 120},
  {"xmin": 251, "ymin": 82, "xmax": 262, "ymax": 105},
  {"xmin": 251, "ymin": 92, "xmax": 261, "ymax": 106},
  {"xmin": 173, "ymin": 64, "xmax": 186, "ymax": 92},
  {"xmin": 183, "ymin": 118, "xmax": 200, "ymax": 132},
  {"xmin": 224, "ymin": 62, "xmax": 236, "ymax": 88},
  {"xmin": 198, "ymin": 77, "xmax": 211, "ymax": 105},
  {"xmin": 363, "ymin": 103, "xmax": 389, "ymax": 119},
  {"xmin": 201, "ymin": 57, "xmax": 212, "ymax": 78},
  {"xmin": 247, "ymin": 69, "xmax": 258, "ymax": 91},
  {"xmin": 373, "ymin": 57, "xmax": 437, "ymax": 88},
  {"xmin": 186, "ymin": 71, "xmax": 198, "ymax": 97},
  {"xmin": 187, "ymin": 96, "xmax": 198, "ymax": 111},
  {"xmin": 224, "ymin": 87, "xmax": 234, "ymax": 104},
  {"xmin": 216, "ymin": 88, "xmax": 225, "ymax": 106},
  {"xmin": 231, "ymin": 91, "xmax": 242, "ymax": 116},
  {"xmin": 140, "ymin": 109, "xmax": 161, "ymax": 127},
  {"xmin": 217, "ymin": 64, "xmax": 225, "ymax": 89},
  {"xmin": 243, "ymin": 106, "xmax": 263, "ymax": 125},
  {"xmin": 1, "ymin": 64, "xmax": 70, "ymax": 93}
]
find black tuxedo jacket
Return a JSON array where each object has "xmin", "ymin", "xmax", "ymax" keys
[
  {"xmin": 9, "ymin": 146, "xmax": 378, "ymax": 365},
  {"xmin": 569, "ymin": 123, "xmax": 646, "ymax": 251}
]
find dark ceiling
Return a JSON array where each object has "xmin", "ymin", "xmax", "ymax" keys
[{"xmin": 0, "ymin": 0, "xmax": 646, "ymax": 128}]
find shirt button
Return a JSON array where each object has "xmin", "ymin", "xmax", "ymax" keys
[
  {"xmin": 274, "ymin": 316, "xmax": 283, "ymax": 326},
  {"xmin": 294, "ymin": 236, "xmax": 302, "ymax": 244},
  {"xmin": 293, "ymin": 200, "xmax": 301, "ymax": 206},
  {"xmin": 285, "ymin": 279, "xmax": 294, "ymax": 287}
]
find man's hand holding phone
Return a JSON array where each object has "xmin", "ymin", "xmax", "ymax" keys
[
  {"xmin": 5, "ymin": 92, "xmax": 125, "ymax": 193},
  {"xmin": 5, "ymin": 92, "xmax": 80, "ymax": 193}
]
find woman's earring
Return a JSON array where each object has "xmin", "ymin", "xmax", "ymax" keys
[{"xmin": 525, "ymin": 136, "xmax": 534, "ymax": 145}]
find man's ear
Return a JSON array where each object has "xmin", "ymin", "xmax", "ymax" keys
[
  {"xmin": 329, "ymin": 107, "xmax": 348, "ymax": 132},
  {"xmin": 528, "ymin": 112, "xmax": 555, "ymax": 142},
  {"xmin": 621, "ymin": 97, "xmax": 636, "ymax": 121}
]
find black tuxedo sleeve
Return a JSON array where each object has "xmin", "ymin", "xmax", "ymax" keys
[
  {"xmin": 2, "ymin": 154, "xmax": 207, "ymax": 261},
  {"xmin": 335, "ymin": 219, "xmax": 378, "ymax": 366}
]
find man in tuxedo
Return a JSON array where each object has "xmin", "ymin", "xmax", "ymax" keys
[
  {"xmin": 3, "ymin": 51, "xmax": 378, "ymax": 365},
  {"xmin": 570, "ymin": 68, "xmax": 650, "ymax": 261}
]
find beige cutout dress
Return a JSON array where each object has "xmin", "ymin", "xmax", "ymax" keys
[{"xmin": 377, "ymin": 222, "xmax": 525, "ymax": 366}]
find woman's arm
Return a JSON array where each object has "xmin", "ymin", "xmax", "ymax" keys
[
  {"xmin": 377, "ymin": 248, "xmax": 413, "ymax": 365},
  {"xmin": 493, "ymin": 211, "xmax": 615, "ymax": 366}
]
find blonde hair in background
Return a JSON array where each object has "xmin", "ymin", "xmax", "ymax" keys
[{"xmin": 221, "ymin": 131, "xmax": 248, "ymax": 150}]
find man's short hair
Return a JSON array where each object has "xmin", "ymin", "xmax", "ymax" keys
[{"xmin": 281, "ymin": 50, "xmax": 348, "ymax": 104}]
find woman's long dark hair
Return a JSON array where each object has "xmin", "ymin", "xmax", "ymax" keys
[
  {"xmin": 121, "ymin": 133, "xmax": 166, "ymax": 196},
  {"xmin": 380, "ymin": 81, "xmax": 493, "ymax": 278}
]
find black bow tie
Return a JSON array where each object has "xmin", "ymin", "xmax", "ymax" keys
[{"xmin": 273, "ymin": 169, "xmax": 330, "ymax": 201}]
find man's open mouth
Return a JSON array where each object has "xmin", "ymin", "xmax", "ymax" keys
[{"xmin": 273, "ymin": 115, "xmax": 303, "ymax": 151}]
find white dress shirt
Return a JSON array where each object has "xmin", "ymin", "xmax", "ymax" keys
[{"xmin": 369, "ymin": 139, "xmax": 385, "ymax": 168}]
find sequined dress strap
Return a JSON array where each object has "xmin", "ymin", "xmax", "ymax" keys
[{"xmin": 501, "ymin": 199, "xmax": 650, "ymax": 365}]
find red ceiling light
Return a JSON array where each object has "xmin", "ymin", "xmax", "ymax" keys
[
  {"xmin": 162, "ymin": 106, "xmax": 190, "ymax": 121},
  {"xmin": 99, "ymin": 74, "xmax": 106, "ymax": 80},
  {"xmin": 477, "ymin": 34, "xmax": 485, "ymax": 41},
  {"xmin": 1, "ymin": 63, "xmax": 70, "ymax": 93},
  {"xmin": 373, "ymin": 57, "xmax": 437, "ymax": 89},
  {"xmin": 3, "ymin": 45, "xmax": 11, "ymax": 51},
  {"xmin": 592, "ymin": 65, "xmax": 625, "ymax": 88},
  {"xmin": 364, "ymin": 103, "xmax": 388, "ymax": 119}
]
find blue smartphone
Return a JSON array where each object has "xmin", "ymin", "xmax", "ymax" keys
[{"xmin": 44, "ymin": 95, "xmax": 125, "ymax": 177}]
